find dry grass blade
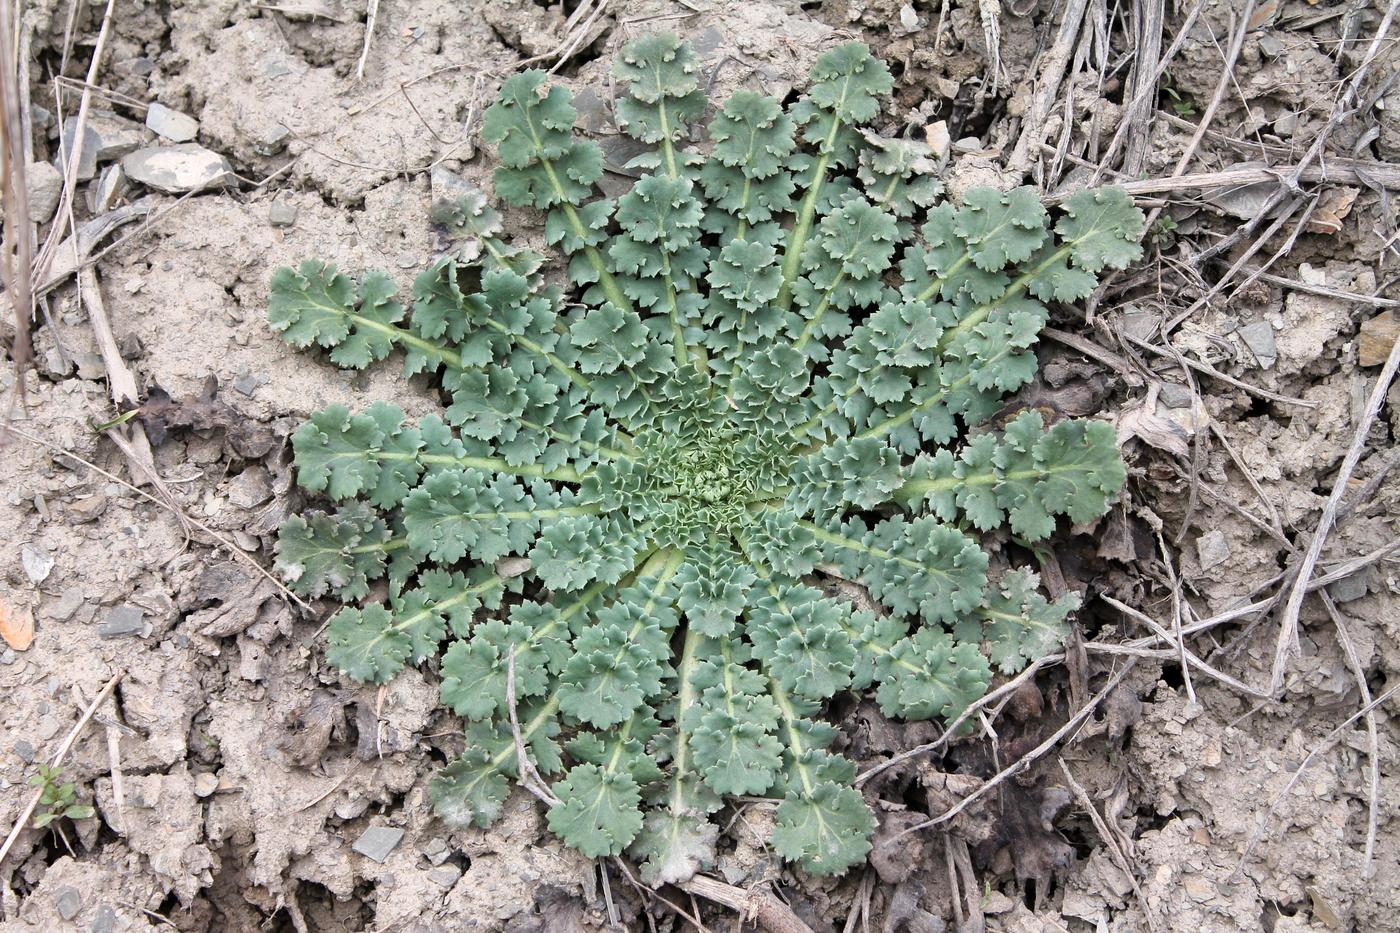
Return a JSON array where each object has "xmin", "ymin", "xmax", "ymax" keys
[
  {"xmin": 0, "ymin": 0, "xmax": 36, "ymax": 424},
  {"xmin": 355, "ymin": 0, "xmax": 381, "ymax": 82},
  {"xmin": 1269, "ymin": 328, "xmax": 1400, "ymax": 695}
]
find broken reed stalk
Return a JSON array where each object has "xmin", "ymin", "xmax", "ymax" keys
[{"xmin": 0, "ymin": 670, "xmax": 125, "ymax": 868}]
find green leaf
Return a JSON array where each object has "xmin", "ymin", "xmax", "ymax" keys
[
  {"xmin": 1056, "ymin": 186, "xmax": 1146, "ymax": 273},
  {"xmin": 274, "ymin": 503, "xmax": 397, "ymax": 601},
  {"xmin": 773, "ymin": 780, "xmax": 875, "ymax": 875},
  {"xmin": 325, "ymin": 604, "xmax": 412, "ymax": 683},
  {"xmin": 546, "ymin": 763, "xmax": 645, "ymax": 857},
  {"xmin": 874, "ymin": 627, "xmax": 991, "ymax": 721},
  {"xmin": 629, "ymin": 808, "xmax": 719, "ymax": 886},
  {"xmin": 430, "ymin": 749, "xmax": 512, "ymax": 828}
]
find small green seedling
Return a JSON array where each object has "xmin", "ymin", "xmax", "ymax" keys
[
  {"xmin": 267, "ymin": 34, "xmax": 1144, "ymax": 881},
  {"xmin": 29, "ymin": 764, "xmax": 95, "ymax": 828}
]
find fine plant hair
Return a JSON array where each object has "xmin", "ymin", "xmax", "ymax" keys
[{"xmin": 267, "ymin": 34, "xmax": 1144, "ymax": 880}]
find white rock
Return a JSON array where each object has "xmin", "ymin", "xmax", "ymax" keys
[
  {"xmin": 121, "ymin": 144, "xmax": 234, "ymax": 193},
  {"xmin": 145, "ymin": 103, "xmax": 199, "ymax": 143}
]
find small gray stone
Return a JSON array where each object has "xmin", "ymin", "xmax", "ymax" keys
[
  {"xmin": 128, "ymin": 56, "xmax": 156, "ymax": 75},
  {"xmin": 268, "ymin": 201, "xmax": 298, "ymax": 227},
  {"xmin": 64, "ymin": 111, "xmax": 146, "ymax": 162},
  {"xmin": 428, "ymin": 864, "xmax": 462, "ymax": 887},
  {"xmin": 1258, "ymin": 34, "xmax": 1284, "ymax": 58},
  {"xmin": 25, "ymin": 162, "xmax": 63, "ymax": 222},
  {"xmin": 91, "ymin": 164, "xmax": 126, "ymax": 215},
  {"xmin": 67, "ymin": 494, "xmax": 108, "ymax": 524},
  {"xmin": 145, "ymin": 102, "xmax": 199, "ymax": 142},
  {"xmin": 232, "ymin": 371, "xmax": 260, "ymax": 397},
  {"xmin": 42, "ymin": 347, "xmax": 74, "ymax": 377},
  {"xmin": 74, "ymin": 352, "xmax": 106, "ymax": 381},
  {"xmin": 58, "ymin": 122, "xmax": 100, "ymax": 181},
  {"xmin": 952, "ymin": 136, "xmax": 982, "ymax": 153},
  {"xmin": 14, "ymin": 739, "xmax": 35, "ymax": 763},
  {"xmin": 98, "ymin": 604, "xmax": 145, "ymax": 638},
  {"xmin": 31, "ymin": 105, "xmax": 53, "ymax": 130},
  {"xmin": 44, "ymin": 590, "xmax": 85, "ymax": 622},
  {"xmin": 254, "ymin": 124, "xmax": 290, "ymax": 156},
  {"xmin": 90, "ymin": 904, "xmax": 117, "ymax": 933},
  {"xmin": 21, "ymin": 543, "xmax": 54, "ymax": 585},
  {"xmin": 118, "ymin": 332, "xmax": 144, "ymax": 360},
  {"xmin": 1159, "ymin": 383, "xmax": 1194, "ymax": 409},
  {"xmin": 1327, "ymin": 571, "xmax": 1369, "ymax": 604},
  {"xmin": 1238, "ymin": 321, "xmax": 1278, "ymax": 368},
  {"xmin": 1196, "ymin": 530, "xmax": 1231, "ymax": 571},
  {"xmin": 1120, "ymin": 309, "xmax": 1159, "ymax": 341},
  {"xmin": 420, "ymin": 837, "xmax": 451, "ymax": 866},
  {"xmin": 121, "ymin": 144, "xmax": 234, "ymax": 194},
  {"xmin": 0, "ymin": 648, "xmax": 16, "ymax": 666},
  {"xmin": 55, "ymin": 886, "xmax": 82, "ymax": 921},
  {"xmin": 227, "ymin": 467, "xmax": 272, "ymax": 509},
  {"xmin": 193, "ymin": 772, "xmax": 219, "ymax": 797},
  {"xmin": 352, "ymin": 825, "xmax": 405, "ymax": 863},
  {"xmin": 1273, "ymin": 112, "xmax": 1296, "ymax": 137}
]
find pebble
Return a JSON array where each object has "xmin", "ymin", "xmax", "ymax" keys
[
  {"xmin": 269, "ymin": 201, "xmax": 298, "ymax": 227},
  {"xmin": 64, "ymin": 111, "xmax": 146, "ymax": 162},
  {"xmin": 233, "ymin": 371, "xmax": 260, "ymax": 397},
  {"xmin": 254, "ymin": 124, "xmax": 290, "ymax": 156},
  {"xmin": 21, "ymin": 543, "xmax": 54, "ymax": 585},
  {"xmin": 952, "ymin": 136, "xmax": 982, "ymax": 153},
  {"xmin": 428, "ymin": 864, "xmax": 462, "ymax": 887},
  {"xmin": 227, "ymin": 467, "xmax": 272, "ymax": 509},
  {"xmin": 91, "ymin": 164, "xmax": 126, "ymax": 215},
  {"xmin": 44, "ymin": 590, "xmax": 85, "ymax": 622},
  {"xmin": 145, "ymin": 102, "xmax": 199, "ymax": 143},
  {"xmin": 98, "ymin": 604, "xmax": 145, "ymax": 638},
  {"xmin": 90, "ymin": 904, "xmax": 117, "ymax": 933},
  {"xmin": 118, "ymin": 332, "xmax": 144, "ymax": 360},
  {"xmin": 128, "ymin": 56, "xmax": 156, "ymax": 76},
  {"xmin": 121, "ymin": 144, "xmax": 234, "ymax": 194},
  {"xmin": 74, "ymin": 352, "xmax": 106, "ymax": 381},
  {"xmin": 193, "ymin": 772, "xmax": 219, "ymax": 797},
  {"xmin": 67, "ymin": 494, "xmax": 109, "ymax": 524},
  {"xmin": 1327, "ymin": 571, "xmax": 1368, "ymax": 604},
  {"xmin": 1238, "ymin": 320, "xmax": 1278, "ymax": 368},
  {"xmin": 25, "ymin": 161, "xmax": 63, "ymax": 222},
  {"xmin": 1158, "ymin": 383, "xmax": 1194, "ymax": 409},
  {"xmin": 352, "ymin": 825, "xmax": 405, "ymax": 863},
  {"xmin": 55, "ymin": 886, "xmax": 82, "ymax": 921},
  {"xmin": 1196, "ymin": 530, "xmax": 1231, "ymax": 571},
  {"xmin": 14, "ymin": 739, "xmax": 35, "ymax": 763},
  {"xmin": 57, "ymin": 121, "xmax": 100, "ymax": 181},
  {"xmin": 1273, "ymin": 111, "xmax": 1297, "ymax": 137},
  {"xmin": 42, "ymin": 348, "xmax": 74, "ymax": 378},
  {"xmin": 1182, "ymin": 876, "xmax": 1214, "ymax": 902}
]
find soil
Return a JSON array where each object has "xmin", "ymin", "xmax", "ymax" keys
[{"xmin": 2, "ymin": 1, "xmax": 1398, "ymax": 931}]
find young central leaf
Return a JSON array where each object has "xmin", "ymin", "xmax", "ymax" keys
[{"xmin": 267, "ymin": 33, "xmax": 1145, "ymax": 883}]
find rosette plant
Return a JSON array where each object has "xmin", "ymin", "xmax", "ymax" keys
[{"xmin": 266, "ymin": 33, "xmax": 1143, "ymax": 881}]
